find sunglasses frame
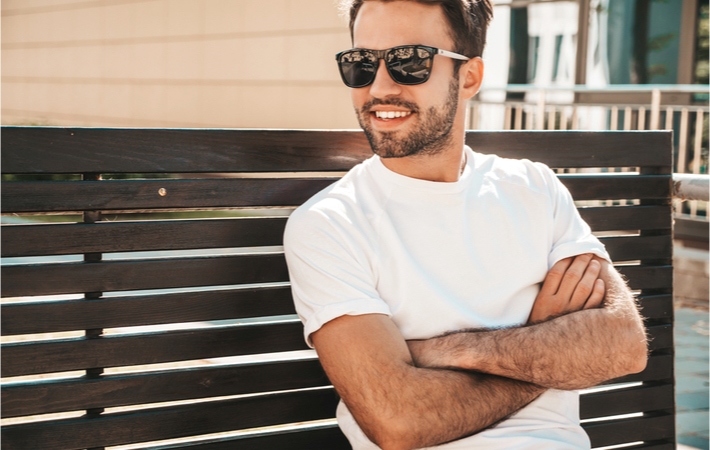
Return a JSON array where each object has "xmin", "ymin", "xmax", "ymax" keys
[{"xmin": 335, "ymin": 44, "xmax": 471, "ymax": 88}]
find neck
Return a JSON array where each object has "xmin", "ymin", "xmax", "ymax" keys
[
  {"xmin": 379, "ymin": 121, "xmax": 467, "ymax": 182},
  {"xmin": 380, "ymin": 146, "xmax": 466, "ymax": 182}
]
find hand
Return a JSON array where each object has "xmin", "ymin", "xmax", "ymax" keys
[
  {"xmin": 407, "ymin": 339, "xmax": 434, "ymax": 368},
  {"xmin": 527, "ymin": 254, "xmax": 605, "ymax": 324}
]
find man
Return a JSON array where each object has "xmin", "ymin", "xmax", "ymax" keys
[{"xmin": 283, "ymin": 1, "xmax": 648, "ymax": 448}]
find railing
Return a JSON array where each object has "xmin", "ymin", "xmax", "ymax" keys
[{"xmin": 468, "ymin": 84, "xmax": 709, "ymax": 222}]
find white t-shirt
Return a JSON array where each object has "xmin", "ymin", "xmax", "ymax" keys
[{"xmin": 284, "ymin": 146, "xmax": 609, "ymax": 449}]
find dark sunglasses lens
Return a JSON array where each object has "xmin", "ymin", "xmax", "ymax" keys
[
  {"xmin": 386, "ymin": 46, "xmax": 433, "ymax": 85},
  {"xmin": 338, "ymin": 50, "xmax": 377, "ymax": 87}
]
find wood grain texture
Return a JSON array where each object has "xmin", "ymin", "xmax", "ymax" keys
[
  {"xmin": 467, "ymin": 130, "xmax": 672, "ymax": 169},
  {"xmin": 600, "ymin": 235, "xmax": 672, "ymax": 261},
  {"xmin": 2, "ymin": 320, "xmax": 308, "ymax": 377},
  {"xmin": 0, "ymin": 128, "xmax": 373, "ymax": 174},
  {"xmin": 637, "ymin": 294, "xmax": 673, "ymax": 321},
  {"xmin": 2, "ymin": 178, "xmax": 337, "ymax": 213},
  {"xmin": 647, "ymin": 324, "xmax": 673, "ymax": 352},
  {"xmin": 0, "ymin": 388, "xmax": 340, "ymax": 450},
  {"xmin": 1, "ymin": 174, "xmax": 670, "ymax": 213},
  {"xmin": 583, "ymin": 413, "xmax": 674, "ymax": 448},
  {"xmin": 616, "ymin": 265, "xmax": 673, "ymax": 291},
  {"xmin": 2, "ymin": 358, "xmax": 328, "ymax": 418},
  {"xmin": 1, "ymin": 217, "xmax": 288, "ymax": 257},
  {"xmin": 601, "ymin": 354, "xmax": 673, "ymax": 385},
  {"xmin": 2, "ymin": 286, "xmax": 294, "ymax": 335},
  {"xmin": 580, "ymin": 383, "xmax": 674, "ymax": 419},
  {"xmin": 0, "ymin": 127, "xmax": 675, "ymax": 450},
  {"xmin": 579, "ymin": 205, "xmax": 672, "ymax": 231},
  {"xmin": 559, "ymin": 174, "xmax": 671, "ymax": 201},
  {"xmin": 1, "ymin": 253, "xmax": 288, "ymax": 297},
  {"xmin": 2, "ymin": 128, "xmax": 670, "ymax": 174},
  {"xmin": 143, "ymin": 425, "xmax": 350, "ymax": 450}
]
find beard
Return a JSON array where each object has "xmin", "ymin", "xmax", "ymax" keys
[{"xmin": 356, "ymin": 78, "xmax": 460, "ymax": 159}]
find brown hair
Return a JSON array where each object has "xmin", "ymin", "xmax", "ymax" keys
[{"xmin": 342, "ymin": 0, "xmax": 494, "ymax": 58}]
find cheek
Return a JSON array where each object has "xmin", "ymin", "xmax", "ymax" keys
[{"xmin": 351, "ymin": 89, "xmax": 367, "ymax": 111}]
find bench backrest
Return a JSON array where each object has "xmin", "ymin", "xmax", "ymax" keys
[{"xmin": 1, "ymin": 127, "xmax": 675, "ymax": 450}]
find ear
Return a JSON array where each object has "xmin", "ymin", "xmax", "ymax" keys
[{"xmin": 459, "ymin": 57, "xmax": 484, "ymax": 100}]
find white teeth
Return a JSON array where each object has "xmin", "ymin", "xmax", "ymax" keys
[{"xmin": 375, "ymin": 111, "xmax": 411, "ymax": 119}]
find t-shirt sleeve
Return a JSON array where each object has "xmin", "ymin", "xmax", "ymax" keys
[
  {"xmin": 283, "ymin": 206, "xmax": 391, "ymax": 347},
  {"xmin": 536, "ymin": 163, "xmax": 611, "ymax": 267}
]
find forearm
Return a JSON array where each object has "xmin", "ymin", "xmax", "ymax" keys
[
  {"xmin": 313, "ymin": 314, "xmax": 544, "ymax": 450},
  {"xmin": 411, "ymin": 264, "xmax": 648, "ymax": 390},
  {"xmin": 421, "ymin": 309, "xmax": 644, "ymax": 390},
  {"xmin": 344, "ymin": 364, "xmax": 544, "ymax": 450}
]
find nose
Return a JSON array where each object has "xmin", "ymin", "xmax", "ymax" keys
[{"xmin": 368, "ymin": 59, "xmax": 402, "ymax": 98}]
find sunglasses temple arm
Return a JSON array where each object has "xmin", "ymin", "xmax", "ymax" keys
[{"xmin": 437, "ymin": 48, "xmax": 470, "ymax": 61}]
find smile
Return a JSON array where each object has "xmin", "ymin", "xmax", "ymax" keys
[{"xmin": 374, "ymin": 111, "xmax": 412, "ymax": 119}]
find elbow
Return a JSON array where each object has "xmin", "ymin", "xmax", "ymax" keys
[
  {"xmin": 618, "ymin": 320, "xmax": 649, "ymax": 375},
  {"xmin": 625, "ymin": 336, "xmax": 648, "ymax": 374},
  {"xmin": 362, "ymin": 415, "xmax": 419, "ymax": 450}
]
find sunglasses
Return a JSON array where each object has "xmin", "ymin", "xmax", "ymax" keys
[{"xmin": 335, "ymin": 45, "xmax": 470, "ymax": 88}]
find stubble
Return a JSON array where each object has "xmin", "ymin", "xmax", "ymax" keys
[{"xmin": 356, "ymin": 78, "xmax": 460, "ymax": 159}]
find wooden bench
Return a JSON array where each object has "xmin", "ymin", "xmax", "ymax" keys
[{"xmin": 1, "ymin": 127, "xmax": 675, "ymax": 450}]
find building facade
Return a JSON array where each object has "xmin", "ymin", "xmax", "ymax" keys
[{"xmin": 2, "ymin": 0, "xmax": 707, "ymax": 129}]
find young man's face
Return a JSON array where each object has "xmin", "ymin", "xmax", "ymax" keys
[{"xmin": 351, "ymin": 1, "xmax": 463, "ymax": 158}]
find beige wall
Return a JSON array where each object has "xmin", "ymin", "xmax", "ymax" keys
[{"xmin": 1, "ymin": 0, "xmax": 360, "ymax": 129}]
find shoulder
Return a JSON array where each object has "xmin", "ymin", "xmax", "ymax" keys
[
  {"xmin": 284, "ymin": 158, "xmax": 380, "ymax": 245},
  {"xmin": 472, "ymin": 151, "xmax": 558, "ymax": 195}
]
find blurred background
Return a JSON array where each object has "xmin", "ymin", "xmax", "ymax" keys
[
  {"xmin": 1, "ymin": 0, "xmax": 707, "ymax": 130},
  {"xmin": 2, "ymin": 0, "xmax": 708, "ymax": 447}
]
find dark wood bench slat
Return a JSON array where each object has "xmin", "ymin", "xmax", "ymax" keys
[
  {"xmin": 583, "ymin": 413, "xmax": 675, "ymax": 448},
  {"xmin": 0, "ymin": 128, "xmax": 373, "ymax": 174},
  {"xmin": 1, "ymin": 286, "xmax": 294, "ymax": 336},
  {"xmin": 1, "ymin": 216, "xmax": 672, "ymax": 260},
  {"xmin": 1, "ymin": 358, "xmax": 327, "ymax": 418},
  {"xmin": 637, "ymin": 294, "xmax": 673, "ymax": 321},
  {"xmin": 1, "ymin": 217, "xmax": 288, "ymax": 257},
  {"xmin": 2, "ymin": 259, "xmax": 668, "ymax": 299},
  {"xmin": 1, "ymin": 128, "xmax": 671, "ymax": 174},
  {"xmin": 615, "ymin": 443, "xmax": 674, "ymax": 450},
  {"xmin": 1, "ymin": 253, "xmax": 288, "ymax": 298},
  {"xmin": 601, "ymin": 354, "xmax": 673, "ymax": 385},
  {"xmin": 468, "ymin": 131, "xmax": 672, "ymax": 169},
  {"xmin": 559, "ymin": 174, "xmax": 671, "ymax": 201},
  {"xmin": 0, "ymin": 317, "xmax": 673, "ymax": 380},
  {"xmin": 617, "ymin": 265, "xmax": 672, "ymax": 291},
  {"xmin": 0, "ymin": 289, "xmax": 672, "ymax": 339},
  {"xmin": 647, "ymin": 324, "xmax": 673, "ymax": 352},
  {"xmin": 1, "ymin": 178, "xmax": 337, "ymax": 213},
  {"xmin": 2, "ymin": 352, "xmax": 672, "ymax": 419},
  {"xmin": 146, "ymin": 425, "xmax": 350, "ymax": 450},
  {"xmin": 1, "ymin": 174, "xmax": 669, "ymax": 213},
  {"xmin": 600, "ymin": 235, "xmax": 672, "ymax": 261},
  {"xmin": 0, "ymin": 128, "xmax": 676, "ymax": 449},
  {"xmin": 0, "ymin": 388, "xmax": 339, "ymax": 450},
  {"xmin": 1, "ymin": 321, "xmax": 307, "ymax": 378},
  {"xmin": 579, "ymin": 205, "xmax": 672, "ymax": 231},
  {"xmin": 580, "ymin": 383, "xmax": 674, "ymax": 419}
]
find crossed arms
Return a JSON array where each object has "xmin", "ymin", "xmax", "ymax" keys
[{"xmin": 311, "ymin": 254, "xmax": 648, "ymax": 450}]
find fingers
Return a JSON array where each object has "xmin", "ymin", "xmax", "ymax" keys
[
  {"xmin": 539, "ymin": 257, "xmax": 573, "ymax": 297},
  {"xmin": 555, "ymin": 253, "xmax": 593, "ymax": 302},
  {"xmin": 583, "ymin": 278, "xmax": 605, "ymax": 310},
  {"xmin": 569, "ymin": 257, "xmax": 602, "ymax": 310},
  {"xmin": 529, "ymin": 254, "xmax": 606, "ymax": 325}
]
